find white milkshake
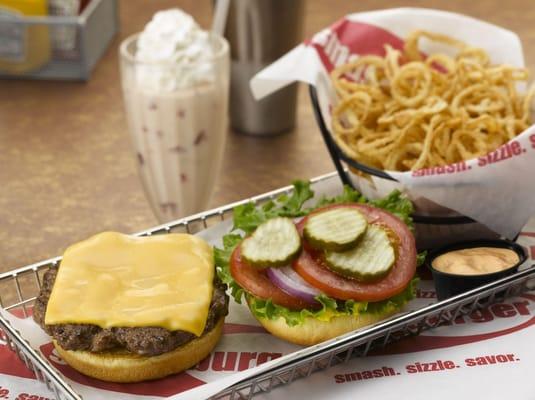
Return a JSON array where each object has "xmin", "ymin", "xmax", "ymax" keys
[{"xmin": 120, "ymin": 9, "xmax": 230, "ymax": 222}]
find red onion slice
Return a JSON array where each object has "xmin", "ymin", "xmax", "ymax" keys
[{"xmin": 266, "ymin": 265, "xmax": 322, "ymax": 305}]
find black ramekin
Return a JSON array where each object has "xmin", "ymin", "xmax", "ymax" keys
[{"xmin": 426, "ymin": 239, "xmax": 527, "ymax": 300}]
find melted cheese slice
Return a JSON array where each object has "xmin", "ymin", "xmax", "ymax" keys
[{"xmin": 45, "ymin": 232, "xmax": 214, "ymax": 336}]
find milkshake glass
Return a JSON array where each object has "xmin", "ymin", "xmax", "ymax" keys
[{"xmin": 119, "ymin": 20, "xmax": 229, "ymax": 222}]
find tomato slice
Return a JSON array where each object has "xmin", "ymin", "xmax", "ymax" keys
[
  {"xmin": 230, "ymin": 245, "xmax": 315, "ymax": 310},
  {"xmin": 293, "ymin": 203, "xmax": 417, "ymax": 302}
]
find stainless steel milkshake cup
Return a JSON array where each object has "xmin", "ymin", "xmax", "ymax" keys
[{"xmin": 224, "ymin": 0, "xmax": 304, "ymax": 135}]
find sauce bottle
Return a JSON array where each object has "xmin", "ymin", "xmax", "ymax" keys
[{"xmin": 0, "ymin": 0, "xmax": 51, "ymax": 74}]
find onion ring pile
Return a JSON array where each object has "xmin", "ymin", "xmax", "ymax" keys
[{"xmin": 330, "ymin": 30, "xmax": 535, "ymax": 171}]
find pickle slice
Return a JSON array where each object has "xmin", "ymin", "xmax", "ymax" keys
[
  {"xmin": 241, "ymin": 217, "xmax": 301, "ymax": 268},
  {"xmin": 325, "ymin": 225, "xmax": 395, "ymax": 281},
  {"xmin": 304, "ymin": 207, "xmax": 368, "ymax": 252}
]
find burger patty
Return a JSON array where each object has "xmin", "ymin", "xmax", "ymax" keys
[{"xmin": 33, "ymin": 266, "xmax": 228, "ymax": 357}]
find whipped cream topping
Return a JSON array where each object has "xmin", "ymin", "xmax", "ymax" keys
[{"xmin": 135, "ymin": 9, "xmax": 214, "ymax": 91}]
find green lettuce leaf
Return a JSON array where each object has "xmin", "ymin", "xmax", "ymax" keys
[
  {"xmin": 215, "ymin": 180, "xmax": 419, "ymax": 326},
  {"xmin": 313, "ymin": 185, "xmax": 365, "ymax": 208},
  {"xmin": 369, "ymin": 190, "xmax": 415, "ymax": 228},
  {"xmin": 416, "ymin": 251, "xmax": 427, "ymax": 267},
  {"xmin": 232, "ymin": 180, "xmax": 314, "ymax": 234},
  {"xmin": 247, "ymin": 280, "xmax": 417, "ymax": 327},
  {"xmin": 214, "ymin": 234, "xmax": 244, "ymax": 303}
]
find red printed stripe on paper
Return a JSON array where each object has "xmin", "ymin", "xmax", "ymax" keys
[{"xmin": 306, "ymin": 19, "xmax": 404, "ymax": 72}]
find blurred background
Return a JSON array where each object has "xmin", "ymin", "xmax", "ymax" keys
[{"xmin": 1, "ymin": 0, "xmax": 534, "ymax": 271}]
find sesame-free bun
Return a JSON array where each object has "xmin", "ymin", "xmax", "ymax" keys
[
  {"xmin": 250, "ymin": 306, "xmax": 399, "ymax": 346},
  {"xmin": 54, "ymin": 317, "xmax": 224, "ymax": 383}
]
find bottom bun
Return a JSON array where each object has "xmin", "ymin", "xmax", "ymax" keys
[
  {"xmin": 250, "ymin": 305, "xmax": 400, "ymax": 346},
  {"xmin": 54, "ymin": 317, "xmax": 224, "ymax": 383}
]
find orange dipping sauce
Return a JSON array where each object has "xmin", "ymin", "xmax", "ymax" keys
[{"xmin": 432, "ymin": 247, "xmax": 519, "ymax": 276}]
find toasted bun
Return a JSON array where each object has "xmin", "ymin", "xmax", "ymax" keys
[
  {"xmin": 54, "ymin": 317, "xmax": 224, "ymax": 382},
  {"xmin": 249, "ymin": 305, "xmax": 400, "ymax": 346}
]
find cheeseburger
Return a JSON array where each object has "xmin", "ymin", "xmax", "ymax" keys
[
  {"xmin": 33, "ymin": 232, "xmax": 228, "ymax": 382},
  {"xmin": 216, "ymin": 182, "xmax": 418, "ymax": 346}
]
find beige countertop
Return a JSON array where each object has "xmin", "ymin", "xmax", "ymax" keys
[{"xmin": 1, "ymin": 0, "xmax": 535, "ymax": 273}]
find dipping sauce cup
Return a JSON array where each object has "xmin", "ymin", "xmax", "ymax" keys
[{"xmin": 427, "ymin": 240, "xmax": 527, "ymax": 300}]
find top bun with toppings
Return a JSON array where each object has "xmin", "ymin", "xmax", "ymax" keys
[{"xmin": 215, "ymin": 182, "xmax": 419, "ymax": 346}]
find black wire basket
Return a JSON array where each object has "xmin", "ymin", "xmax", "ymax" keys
[{"xmin": 308, "ymin": 85, "xmax": 500, "ymax": 249}]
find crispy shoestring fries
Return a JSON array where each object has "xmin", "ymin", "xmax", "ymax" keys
[{"xmin": 330, "ymin": 30, "xmax": 535, "ymax": 171}]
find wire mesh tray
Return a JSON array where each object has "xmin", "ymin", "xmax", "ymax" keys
[{"xmin": 1, "ymin": 171, "xmax": 534, "ymax": 400}]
